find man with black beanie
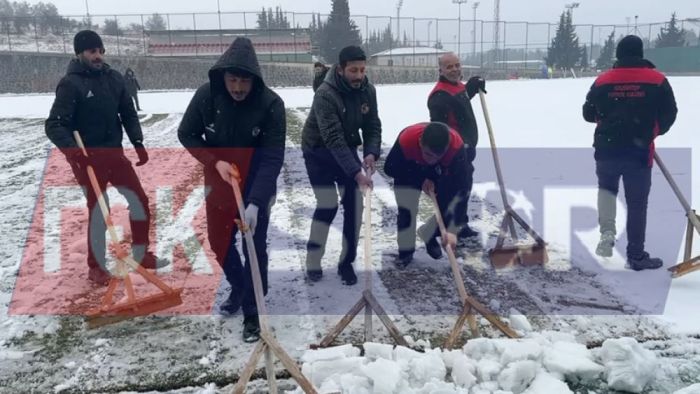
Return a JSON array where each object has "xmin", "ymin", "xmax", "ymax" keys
[
  {"xmin": 582, "ymin": 34, "xmax": 678, "ymax": 270},
  {"xmin": 46, "ymin": 30, "xmax": 156, "ymax": 286},
  {"xmin": 301, "ymin": 45, "xmax": 382, "ymax": 285},
  {"xmin": 178, "ymin": 37, "xmax": 286, "ymax": 343}
]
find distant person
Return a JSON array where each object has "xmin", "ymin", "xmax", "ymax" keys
[
  {"xmin": 548, "ymin": 66, "xmax": 554, "ymax": 79},
  {"xmin": 178, "ymin": 37, "xmax": 286, "ymax": 342},
  {"xmin": 384, "ymin": 122, "xmax": 467, "ymax": 267},
  {"xmin": 45, "ymin": 30, "xmax": 156, "ymax": 285},
  {"xmin": 124, "ymin": 67, "xmax": 142, "ymax": 111},
  {"xmin": 582, "ymin": 35, "xmax": 677, "ymax": 270},
  {"xmin": 302, "ymin": 46, "xmax": 381, "ymax": 285},
  {"xmin": 312, "ymin": 61, "xmax": 329, "ymax": 92},
  {"xmin": 540, "ymin": 63, "xmax": 549, "ymax": 79},
  {"xmin": 425, "ymin": 51, "xmax": 484, "ymax": 250}
]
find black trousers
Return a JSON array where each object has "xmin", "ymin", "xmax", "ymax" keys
[
  {"xmin": 303, "ymin": 151, "xmax": 363, "ymax": 271},
  {"xmin": 69, "ymin": 152, "xmax": 150, "ymax": 270},
  {"xmin": 393, "ymin": 168, "xmax": 469, "ymax": 258},
  {"xmin": 596, "ymin": 157, "xmax": 652, "ymax": 258}
]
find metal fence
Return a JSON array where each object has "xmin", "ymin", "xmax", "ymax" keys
[{"xmin": 0, "ymin": 11, "xmax": 698, "ymax": 69}]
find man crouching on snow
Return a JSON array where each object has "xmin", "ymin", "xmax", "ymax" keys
[
  {"xmin": 384, "ymin": 122, "xmax": 470, "ymax": 268},
  {"xmin": 178, "ymin": 37, "xmax": 286, "ymax": 342},
  {"xmin": 582, "ymin": 35, "xmax": 677, "ymax": 271}
]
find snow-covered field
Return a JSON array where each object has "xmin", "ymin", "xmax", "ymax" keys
[{"xmin": 1, "ymin": 78, "xmax": 699, "ymax": 393}]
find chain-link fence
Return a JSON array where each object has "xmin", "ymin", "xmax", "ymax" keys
[{"xmin": 0, "ymin": 11, "xmax": 697, "ymax": 69}]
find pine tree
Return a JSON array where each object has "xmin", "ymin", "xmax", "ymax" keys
[
  {"xmin": 145, "ymin": 13, "xmax": 166, "ymax": 31},
  {"xmin": 579, "ymin": 45, "xmax": 588, "ymax": 68},
  {"xmin": 256, "ymin": 7, "xmax": 267, "ymax": 29},
  {"xmin": 546, "ymin": 10, "xmax": 582, "ymax": 69},
  {"xmin": 319, "ymin": 0, "xmax": 362, "ymax": 63},
  {"xmin": 595, "ymin": 31, "xmax": 616, "ymax": 69},
  {"xmin": 655, "ymin": 13, "xmax": 686, "ymax": 48}
]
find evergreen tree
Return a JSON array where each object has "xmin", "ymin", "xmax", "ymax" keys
[
  {"xmin": 319, "ymin": 0, "xmax": 362, "ymax": 63},
  {"xmin": 546, "ymin": 10, "xmax": 582, "ymax": 69},
  {"xmin": 256, "ymin": 7, "xmax": 267, "ymax": 29},
  {"xmin": 102, "ymin": 18, "xmax": 122, "ymax": 36},
  {"xmin": 655, "ymin": 13, "xmax": 686, "ymax": 48},
  {"xmin": 145, "ymin": 13, "xmax": 166, "ymax": 31},
  {"xmin": 579, "ymin": 45, "xmax": 588, "ymax": 68},
  {"xmin": 596, "ymin": 31, "xmax": 616, "ymax": 69}
]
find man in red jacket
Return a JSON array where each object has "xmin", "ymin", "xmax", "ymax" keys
[
  {"xmin": 384, "ymin": 122, "xmax": 469, "ymax": 267},
  {"xmin": 582, "ymin": 35, "xmax": 677, "ymax": 271},
  {"xmin": 426, "ymin": 52, "xmax": 485, "ymax": 247}
]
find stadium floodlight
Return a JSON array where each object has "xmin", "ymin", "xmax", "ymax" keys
[{"xmin": 453, "ymin": 0, "xmax": 468, "ymax": 58}]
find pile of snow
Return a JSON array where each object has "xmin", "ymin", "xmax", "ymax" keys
[{"xmin": 291, "ymin": 334, "xmax": 659, "ymax": 393}]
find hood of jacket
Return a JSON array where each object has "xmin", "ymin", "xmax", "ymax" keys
[
  {"xmin": 322, "ymin": 63, "xmax": 368, "ymax": 94},
  {"xmin": 208, "ymin": 37, "xmax": 265, "ymax": 100},
  {"xmin": 613, "ymin": 56, "xmax": 656, "ymax": 69}
]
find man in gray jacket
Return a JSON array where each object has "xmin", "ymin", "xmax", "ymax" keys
[{"xmin": 301, "ymin": 46, "xmax": 381, "ymax": 285}]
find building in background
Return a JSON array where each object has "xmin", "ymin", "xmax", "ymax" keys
[
  {"xmin": 146, "ymin": 28, "xmax": 312, "ymax": 62},
  {"xmin": 369, "ymin": 47, "xmax": 450, "ymax": 67}
]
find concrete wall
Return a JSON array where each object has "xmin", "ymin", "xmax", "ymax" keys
[{"xmin": 0, "ymin": 51, "xmax": 561, "ymax": 94}]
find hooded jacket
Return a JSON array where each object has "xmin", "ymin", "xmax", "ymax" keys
[
  {"xmin": 124, "ymin": 68, "xmax": 141, "ymax": 97},
  {"xmin": 301, "ymin": 65, "xmax": 382, "ymax": 178},
  {"xmin": 45, "ymin": 58, "xmax": 142, "ymax": 150},
  {"xmin": 582, "ymin": 57, "xmax": 677, "ymax": 165},
  {"xmin": 178, "ymin": 37, "xmax": 286, "ymax": 209}
]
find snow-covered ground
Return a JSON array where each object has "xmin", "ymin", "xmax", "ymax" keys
[{"xmin": 1, "ymin": 78, "xmax": 699, "ymax": 393}]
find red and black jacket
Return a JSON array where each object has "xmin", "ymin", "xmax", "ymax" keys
[
  {"xmin": 384, "ymin": 122, "xmax": 467, "ymax": 183},
  {"xmin": 582, "ymin": 57, "xmax": 677, "ymax": 165},
  {"xmin": 428, "ymin": 76, "xmax": 479, "ymax": 149}
]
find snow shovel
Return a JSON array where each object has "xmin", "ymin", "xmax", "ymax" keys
[
  {"xmin": 73, "ymin": 131, "xmax": 183, "ymax": 328},
  {"xmin": 654, "ymin": 152, "xmax": 700, "ymax": 278},
  {"xmin": 478, "ymin": 90, "xmax": 548, "ymax": 268}
]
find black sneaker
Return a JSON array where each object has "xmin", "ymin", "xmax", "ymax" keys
[
  {"xmin": 306, "ymin": 269, "xmax": 323, "ymax": 282},
  {"xmin": 425, "ymin": 237, "xmax": 443, "ymax": 260},
  {"xmin": 138, "ymin": 251, "xmax": 168, "ymax": 269},
  {"xmin": 458, "ymin": 225, "xmax": 479, "ymax": 239},
  {"xmin": 337, "ymin": 264, "xmax": 358, "ymax": 286},
  {"xmin": 242, "ymin": 315, "xmax": 261, "ymax": 343},
  {"xmin": 627, "ymin": 252, "xmax": 663, "ymax": 271},
  {"xmin": 220, "ymin": 291, "xmax": 241, "ymax": 315},
  {"xmin": 88, "ymin": 267, "xmax": 111, "ymax": 285},
  {"xmin": 394, "ymin": 253, "xmax": 414, "ymax": 269}
]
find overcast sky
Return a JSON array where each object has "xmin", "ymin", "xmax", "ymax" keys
[{"xmin": 25, "ymin": 0, "xmax": 699, "ymax": 26}]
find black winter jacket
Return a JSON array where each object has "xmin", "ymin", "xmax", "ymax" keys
[
  {"xmin": 45, "ymin": 59, "xmax": 142, "ymax": 150},
  {"xmin": 302, "ymin": 66, "xmax": 382, "ymax": 178},
  {"xmin": 125, "ymin": 69, "xmax": 141, "ymax": 97},
  {"xmin": 428, "ymin": 76, "xmax": 479, "ymax": 149},
  {"xmin": 583, "ymin": 57, "xmax": 677, "ymax": 163},
  {"xmin": 178, "ymin": 37, "xmax": 286, "ymax": 209}
]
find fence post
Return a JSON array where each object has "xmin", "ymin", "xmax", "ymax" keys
[
  {"xmin": 524, "ymin": 22, "xmax": 528, "ymax": 64},
  {"xmin": 412, "ymin": 17, "xmax": 416, "ymax": 66},
  {"xmin": 589, "ymin": 24, "xmax": 594, "ymax": 65},
  {"xmin": 480, "ymin": 20, "xmax": 484, "ymax": 69},
  {"xmin": 34, "ymin": 16, "xmax": 39, "ymax": 52},
  {"xmin": 115, "ymin": 15, "xmax": 121, "ymax": 56},
  {"xmin": 503, "ymin": 21, "xmax": 507, "ymax": 70},
  {"xmin": 292, "ymin": 12, "xmax": 297, "ymax": 62},
  {"xmin": 167, "ymin": 14, "xmax": 173, "ymax": 56},
  {"xmin": 7, "ymin": 18, "xmax": 12, "ymax": 51},
  {"xmin": 60, "ymin": 17, "xmax": 65, "ymax": 53},
  {"xmin": 193, "ymin": 13, "xmax": 198, "ymax": 57},
  {"xmin": 243, "ymin": 11, "xmax": 247, "ymax": 30},
  {"xmin": 141, "ymin": 14, "xmax": 146, "ymax": 56}
]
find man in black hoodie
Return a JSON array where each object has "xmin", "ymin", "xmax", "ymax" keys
[
  {"xmin": 301, "ymin": 46, "xmax": 381, "ymax": 285},
  {"xmin": 178, "ymin": 37, "xmax": 285, "ymax": 342},
  {"xmin": 46, "ymin": 30, "xmax": 155, "ymax": 286},
  {"xmin": 583, "ymin": 35, "xmax": 677, "ymax": 271}
]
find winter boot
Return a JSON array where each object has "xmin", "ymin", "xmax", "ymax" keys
[
  {"xmin": 337, "ymin": 263, "xmax": 357, "ymax": 286},
  {"xmin": 595, "ymin": 231, "xmax": 616, "ymax": 258},
  {"xmin": 219, "ymin": 291, "xmax": 241, "ymax": 315},
  {"xmin": 394, "ymin": 252, "xmax": 414, "ymax": 269},
  {"xmin": 458, "ymin": 224, "xmax": 479, "ymax": 239},
  {"xmin": 627, "ymin": 252, "xmax": 663, "ymax": 271},
  {"xmin": 88, "ymin": 266, "xmax": 111, "ymax": 285},
  {"xmin": 418, "ymin": 224, "xmax": 442, "ymax": 260},
  {"xmin": 306, "ymin": 269, "xmax": 323, "ymax": 282},
  {"xmin": 242, "ymin": 315, "xmax": 261, "ymax": 343}
]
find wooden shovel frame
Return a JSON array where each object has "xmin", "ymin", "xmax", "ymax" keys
[
  {"xmin": 227, "ymin": 169, "xmax": 316, "ymax": 394},
  {"xmin": 73, "ymin": 131, "xmax": 183, "ymax": 329},
  {"xmin": 478, "ymin": 90, "xmax": 548, "ymax": 268},
  {"xmin": 428, "ymin": 192, "xmax": 519, "ymax": 349},
  {"xmin": 654, "ymin": 153, "xmax": 700, "ymax": 278},
  {"xmin": 316, "ymin": 186, "xmax": 408, "ymax": 348}
]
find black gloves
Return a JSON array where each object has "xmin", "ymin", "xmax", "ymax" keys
[
  {"xmin": 133, "ymin": 141, "xmax": 149, "ymax": 166},
  {"xmin": 466, "ymin": 76, "xmax": 487, "ymax": 98},
  {"xmin": 67, "ymin": 149, "xmax": 93, "ymax": 169}
]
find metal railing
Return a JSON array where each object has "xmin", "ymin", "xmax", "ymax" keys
[{"xmin": 0, "ymin": 11, "xmax": 697, "ymax": 70}]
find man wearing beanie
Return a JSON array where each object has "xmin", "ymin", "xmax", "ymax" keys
[
  {"xmin": 582, "ymin": 34, "xmax": 678, "ymax": 270},
  {"xmin": 178, "ymin": 37, "xmax": 286, "ymax": 343},
  {"xmin": 301, "ymin": 45, "xmax": 381, "ymax": 285},
  {"xmin": 46, "ymin": 30, "xmax": 157, "ymax": 286}
]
